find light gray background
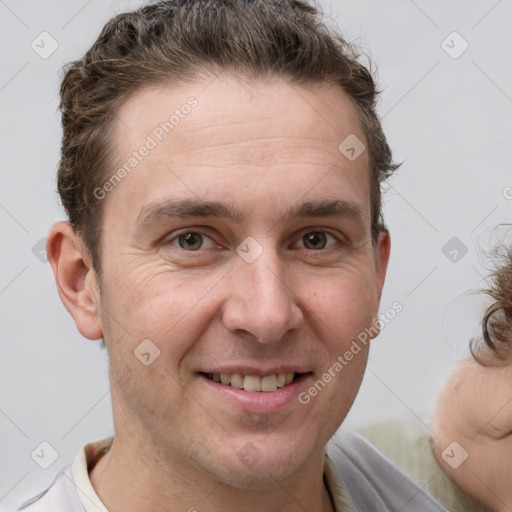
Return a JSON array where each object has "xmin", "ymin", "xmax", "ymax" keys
[{"xmin": 1, "ymin": 0, "xmax": 511, "ymax": 509}]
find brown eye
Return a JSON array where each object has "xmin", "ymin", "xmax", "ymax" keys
[
  {"xmin": 303, "ymin": 232, "xmax": 327, "ymax": 250},
  {"xmin": 177, "ymin": 232, "xmax": 204, "ymax": 250}
]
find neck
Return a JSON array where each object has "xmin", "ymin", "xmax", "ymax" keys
[{"xmin": 89, "ymin": 433, "xmax": 335, "ymax": 512}]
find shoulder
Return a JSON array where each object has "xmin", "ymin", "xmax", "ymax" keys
[
  {"xmin": 17, "ymin": 436, "xmax": 113, "ymax": 512},
  {"xmin": 356, "ymin": 419, "xmax": 492, "ymax": 512},
  {"xmin": 16, "ymin": 467, "xmax": 84, "ymax": 512}
]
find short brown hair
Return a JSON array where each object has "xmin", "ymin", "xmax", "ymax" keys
[
  {"xmin": 471, "ymin": 238, "xmax": 512, "ymax": 364},
  {"xmin": 57, "ymin": 0, "xmax": 399, "ymax": 273}
]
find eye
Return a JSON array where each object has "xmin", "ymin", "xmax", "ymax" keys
[
  {"xmin": 170, "ymin": 231, "xmax": 217, "ymax": 251},
  {"xmin": 296, "ymin": 230, "xmax": 341, "ymax": 250}
]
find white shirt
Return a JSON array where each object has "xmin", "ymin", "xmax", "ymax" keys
[{"xmin": 18, "ymin": 438, "xmax": 110, "ymax": 512}]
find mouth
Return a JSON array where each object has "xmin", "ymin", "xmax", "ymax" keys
[{"xmin": 200, "ymin": 372, "xmax": 306, "ymax": 392}]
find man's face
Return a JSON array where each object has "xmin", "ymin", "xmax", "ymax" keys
[{"xmin": 94, "ymin": 76, "xmax": 389, "ymax": 487}]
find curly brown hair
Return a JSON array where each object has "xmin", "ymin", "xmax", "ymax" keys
[
  {"xmin": 471, "ymin": 239, "xmax": 512, "ymax": 364},
  {"xmin": 57, "ymin": 0, "xmax": 400, "ymax": 273}
]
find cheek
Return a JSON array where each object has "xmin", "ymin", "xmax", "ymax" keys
[
  {"xmin": 100, "ymin": 282, "xmax": 204, "ymax": 425},
  {"xmin": 305, "ymin": 271, "xmax": 377, "ymax": 344},
  {"xmin": 100, "ymin": 265, "xmax": 220, "ymax": 370}
]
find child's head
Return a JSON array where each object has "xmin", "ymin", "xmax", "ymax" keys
[
  {"xmin": 471, "ymin": 239, "xmax": 512, "ymax": 364},
  {"xmin": 433, "ymin": 234, "xmax": 512, "ymax": 512}
]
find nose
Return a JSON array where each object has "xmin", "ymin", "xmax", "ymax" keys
[{"xmin": 221, "ymin": 245, "xmax": 304, "ymax": 344}]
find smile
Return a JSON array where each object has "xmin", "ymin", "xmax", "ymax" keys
[{"xmin": 203, "ymin": 372, "xmax": 299, "ymax": 392}]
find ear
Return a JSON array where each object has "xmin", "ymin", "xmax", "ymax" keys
[
  {"xmin": 47, "ymin": 221, "xmax": 103, "ymax": 340},
  {"xmin": 370, "ymin": 230, "xmax": 391, "ymax": 338}
]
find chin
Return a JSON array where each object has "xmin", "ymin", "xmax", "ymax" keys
[
  {"xmin": 212, "ymin": 436, "xmax": 320, "ymax": 489},
  {"xmin": 223, "ymin": 460, "xmax": 304, "ymax": 490}
]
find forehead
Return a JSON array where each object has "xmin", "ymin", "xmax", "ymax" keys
[
  {"xmin": 116, "ymin": 76, "xmax": 364, "ymax": 152},
  {"xmin": 106, "ymin": 76, "xmax": 370, "ymax": 224}
]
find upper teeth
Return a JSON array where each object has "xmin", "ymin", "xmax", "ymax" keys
[{"xmin": 209, "ymin": 372, "xmax": 295, "ymax": 392}]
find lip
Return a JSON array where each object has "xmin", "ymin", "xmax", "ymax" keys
[{"xmin": 198, "ymin": 372, "xmax": 313, "ymax": 414}]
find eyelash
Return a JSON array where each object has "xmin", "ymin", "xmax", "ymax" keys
[{"xmin": 165, "ymin": 228, "xmax": 344, "ymax": 252}]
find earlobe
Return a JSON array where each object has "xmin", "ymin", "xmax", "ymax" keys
[{"xmin": 47, "ymin": 221, "xmax": 103, "ymax": 340}]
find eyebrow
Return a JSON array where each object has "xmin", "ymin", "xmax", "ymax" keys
[{"xmin": 135, "ymin": 198, "xmax": 365, "ymax": 228}]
